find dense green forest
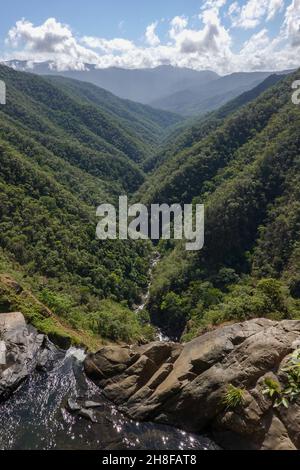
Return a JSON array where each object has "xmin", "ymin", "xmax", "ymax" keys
[
  {"xmin": 0, "ymin": 64, "xmax": 181, "ymax": 346},
  {"xmin": 0, "ymin": 63, "xmax": 299, "ymax": 346},
  {"xmin": 145, "ymin": 70, "xmax": 300, "ymax": 340}
]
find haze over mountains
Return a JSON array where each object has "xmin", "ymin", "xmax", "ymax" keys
[
  {"xmin": 0, "ymin": 61, "xmax": 299, "ymax": 346},
  {"xmin": 4, "ymin": 60, "xmax": 291, "ymax": 116}
]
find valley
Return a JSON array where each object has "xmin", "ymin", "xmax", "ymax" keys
[
  {"xmin": 0, "ymin": 63, "xmax": 300, "ymax": 346},
  {"xmin": 0, "ymin": 62, "xmax": 300, "ymax": 451}
]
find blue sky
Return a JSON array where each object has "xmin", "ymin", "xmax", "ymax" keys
[{"xmin": 1, "ymin": 0, "xmax": 299, "ymax": 74}]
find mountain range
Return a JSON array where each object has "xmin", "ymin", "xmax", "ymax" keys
[
  {"xmin": 4, "ymin": 60, "xmax": 292, "ymax": 116},
  {"xmin": 0, "ymin": 62, "xmax": 299, "ymax": 347}
]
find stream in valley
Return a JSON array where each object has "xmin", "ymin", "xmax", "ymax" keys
[
  {"xmin": 0, "ymin": 346, "xmax": 218, "ymax": 450},
  {"xmin": 134, "ymin": 252, "xmax": 170, "ymax": 342}
]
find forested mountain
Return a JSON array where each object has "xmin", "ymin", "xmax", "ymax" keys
[
  {"xmin": 6, "ymin": 61, "xmax": 219, "ymax": 106},
  {"xmin": 7, "ymin": 61, "xmax": 283, "ymax": 117},
  {"xmin": 0, "ymin": 64, "xmax": 180, "ymax": 345},
  {"xmin": 142, "ymin": 74, "xmax": 284, "ymax": 173},
  {"xmin": 45, "ymin": 75, "xmax": 182, "ymax": 152},
  {"xmin": 149, "ymin": 71, "xmax": 278, "ymax": 116},
  {"xmin": 1, "ymin": 63, "xmax": 299, "ymax": 347},
  {"xmin": 145, "ymin": 69, "xmax": 300, "ymax": 339}
]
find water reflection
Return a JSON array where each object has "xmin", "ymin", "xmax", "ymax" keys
[{"xmin": 0, "ymin": 347, "xmax": 218, "ymax": 450}]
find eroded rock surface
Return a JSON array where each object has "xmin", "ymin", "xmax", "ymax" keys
[
  {"xmin": 0, "ymin": 312, "xmax": 53, "ymax": 399},
  {"xmin": 85, "ymin": 319, "xmax": 300, "ymax": 450}
]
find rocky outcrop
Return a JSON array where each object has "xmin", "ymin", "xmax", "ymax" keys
[
  {"xmin": 0, "ymin": 312, "xmax": 54, "ymax": 400},
  {"xmin": 85, "ymin": 319, "xmax": 300, "ymax": 450}
]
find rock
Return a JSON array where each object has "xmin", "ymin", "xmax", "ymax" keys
[
  {"xmin": 0, "ymin": 312, "xmax": 49, "ymax": 400},
  {"xmin": 78, "ymin": 408, "xmax": 98, "ymax": 423},
  {"xmin": 83, "ymin": 400, "xmax": 104, "ymax": 409},
  {"xmin": 67, "ymin": 398, "xmax": 81, "ymax": 412},
  {"xmin": 0, "ymin": 312, "xmax": 26, "ymax": 331},
  {"xmin": 84, "ymin": 346, "xmax": 139, "ymax": 382},
  {"xmin": 85, "ymin": 319, "xmax": 300, "ymax": 450}
]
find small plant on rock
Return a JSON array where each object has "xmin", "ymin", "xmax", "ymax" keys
[
  {"xmin": 223, "ymin": 384, "xmax": 245, "ymax": 410},
  {"xmin": 262, "ymin": 349, "xmax": 300, "ymax": 409},
  {"xmin": 263, "ymin": 377, "xmax": 282, "ymax": 399}
]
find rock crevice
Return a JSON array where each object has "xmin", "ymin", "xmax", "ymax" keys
[{"xmin": 85, "ymin": 319, "xmax": 300, "ymax": 450}]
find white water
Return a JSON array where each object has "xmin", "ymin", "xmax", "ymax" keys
[
  {"xmin": 0, "ymin": 345, "xmax": 218, "ymax": 450},
  {"xmin": 134, "ymin": 252, "xmax": 161, "ymax": 314},
  {"xmin": 134, "ymin": 252, "xmax": 170, "ymax": 342}
]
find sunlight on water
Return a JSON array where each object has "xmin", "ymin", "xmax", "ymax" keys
[{"xmin": 0, "ymin": 345, "xmax": 218, "ymax": 450}]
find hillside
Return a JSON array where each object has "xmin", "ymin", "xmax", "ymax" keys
[
  {"xmin": 45, "ymin": 75, "xmax": 182, "ymax": 151},
  {"xmin": 144, "ymin": 69, "xmax": 300, "ymax": 339},
  {"xmin": 1, "ymin": 63, "xmax": 300, "ymax": 348},
  {"xmin": 142, "ymin": 74, "xmax": 284, "ymax": 173},
  {"xmin": 0, "ymin": 64, "xmax": 178, "ymax": 344},
  {"xmin": 149, "ymin": 71, "xmax": 275, "ymax": 116},
  {"xmin": 6, "ymin": 61, "xmax": 219, "ymax": 105}
]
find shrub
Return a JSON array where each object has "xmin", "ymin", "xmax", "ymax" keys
[{"xmin": 223, "ymin": 384, "xmax": 245, "ymax": 409}]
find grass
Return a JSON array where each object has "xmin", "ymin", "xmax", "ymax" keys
[{"xmin": 223, "ymin": 384, "xmax": 245, "ymax": 410}]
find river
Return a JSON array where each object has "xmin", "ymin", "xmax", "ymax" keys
[{"xmin": 0, "ymin": 345, "xmax": 218, "ymax": 450}]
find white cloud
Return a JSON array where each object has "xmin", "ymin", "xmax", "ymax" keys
[
  {"xmin": 283, "ymin": 0, "xmax": 300, "ymax": 46},
  {"xmin": 82, "ymin": 36, "xmax": 135, "ymax": 52},
  {"xmin": 4, "ymin": 4, "xmax": 300, "ymax": 75},
  {"xmin": 172, "ymin": 6, "xmax": 232, "ymax": 63},
  {"xmin": 230, "ymin": 0, "xmax": 284, "ymax": 29},
  {"xmin": 169, "ymin": 16, "xmax": 188, "ymax": 39},
  {"xmin": 145, "ymin": 22, "xmax": 160, "ymax": 47},
  {"xmin": 267, "ymin": 0, "xmax": 285, "ymax": 21},
  {"xmin": 201, "ymin": 0, "xmax": 227, "ymax": 9},
  {"xmin": 6, "ymin": 18, "xmax": 99, "ymax": 70}
]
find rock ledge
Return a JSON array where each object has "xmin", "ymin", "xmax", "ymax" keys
[{"xmin": 85, "ymin": 319, "xmax": 300, "ymax": 450}]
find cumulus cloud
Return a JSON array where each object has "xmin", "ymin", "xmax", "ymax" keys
[
  {"xmin": 169, "ymin": 16, "xmax": 188, "ymax": 40},
  {"xmin": 5, "ymin": 17, "xmax": 99, "ymax": 70},
  {"xmin": 145, "ymin": 22, "xmax": 160, "ymax": 47},
  {"xmin": 230, "ymin": 0, "xmax": 285, "ymax": 29},
  {"xmin": 82, "ymin": 36, "xmax": 135, "ymax": 52},
  {"xmin": 175, "ymin": 6, "xmax": 231, "ymax": 59},
  {"xmin": 3, "ymin": 2, "xmax": 300, "ymax": 75},
  {"xmin": 283, "ymin": 0, "xmax": 300, "ymax": 46}
]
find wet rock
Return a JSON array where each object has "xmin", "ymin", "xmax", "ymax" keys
[
  {"xmin": 78, "ymin": 408, "xmax": 98, "ymax": 423},
  {"xmin": 0, "ymin": 312, "xmax": 49, "ymax": 400},
  {"xmin": 85, "ymin": 319, "xmax": 300, "ymax": 450},
  {"xmin": 67, "ymin": 398, "xmax": 81, "ymax": 412},
  {"xmin": 83, "ymin": 400, "xmax": 104, "ymax": 409}
]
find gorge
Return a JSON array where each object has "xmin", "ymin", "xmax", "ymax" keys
[{"xmin": 0, "ymin": 62, "xmax": 300, "ymax": 451}]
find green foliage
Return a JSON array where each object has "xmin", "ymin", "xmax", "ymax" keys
[
  {"xmin": 83, "ymin": 300, "xmax": 155, "ymax": 343},
  {"xmin": 223, "ymin": 385, "xmax": 245, "ymax": 409},
  {"xmin": 263, "ymin": 350, "xmax": 300, "ymax": 409},
  {"xmin": 263, "ymin": 378, "xmax": 282, "ymax": 398},
  {"xmin": 0, "ymin": 64, "xmax": 162, "ymax": 312},
  {"xmin": 1, "ymin": 63, "xmax": 300, "ymax": 349},
  {"xmin": 147, "ymin": 70, "xmax": 300, "ymax": 339}
]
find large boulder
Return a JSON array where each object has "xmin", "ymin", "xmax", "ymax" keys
[
  {"xmin": 0, "ymin": 312, "xmax": 51, "ymax": 399},
  {"xmin": 85, "ymin": 319, "xmax": 300, "ymax": 450}
]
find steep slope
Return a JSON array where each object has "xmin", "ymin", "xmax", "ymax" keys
[
  {"xmin": 45, "ymin": 75, "xmax": 182, "ymax": 150},
  {"xmin": 142, "ymin": 74, "xmax": 284, "ymax": 173},
  {"xmin": 150, "ymin": 71, "xmax": 280, "ymax": 116},
  {"xmin": 5, "ymin": 61, "xmax": 219, "ymax": 105},
  {"xmin": 145, "ymin": 70, "xmax": 300, "ymax": 339},
  {"xmin": 0, "ymin": 64, "xmax": 162, "ymax": 344}
]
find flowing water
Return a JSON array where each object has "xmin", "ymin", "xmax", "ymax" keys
[
  {"xmin": 134, "ymin": 252, "xmax": 161, "ymax": 314},
  {"xmin": 0, "ymin": 346, "xmax": 218, "ymax": 450},
  {"xmin": 134, "ymin": 252, "xmax": 170, "ymax": 342}
]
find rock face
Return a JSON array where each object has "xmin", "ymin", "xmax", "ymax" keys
[
  {"xmin": 0, "ymin": 312, "xmax": 52, "ymax": 399},
  {"xmin": 85, "ymin": 319, "xmax": 300, "ymax": 450}
]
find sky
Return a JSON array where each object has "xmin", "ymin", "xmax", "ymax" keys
[{"xmin": 0, "ymin": 0, "xmax": 299, "ymax": 74}]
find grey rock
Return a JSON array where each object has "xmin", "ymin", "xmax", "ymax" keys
[
  {"xmin": 67, "ymin": 398, "xmax": 81, "ymax": 412},
  {"xmin": 0, "ymin": 312, "xmax": 49, "ymax": 399},
  {"xmin": 78, "ymin": 408, "xmax": 98, "ymax": 423},
  {"xmin": 85, "ymin": 319, "xmax": 300, "ymax": 450}
]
